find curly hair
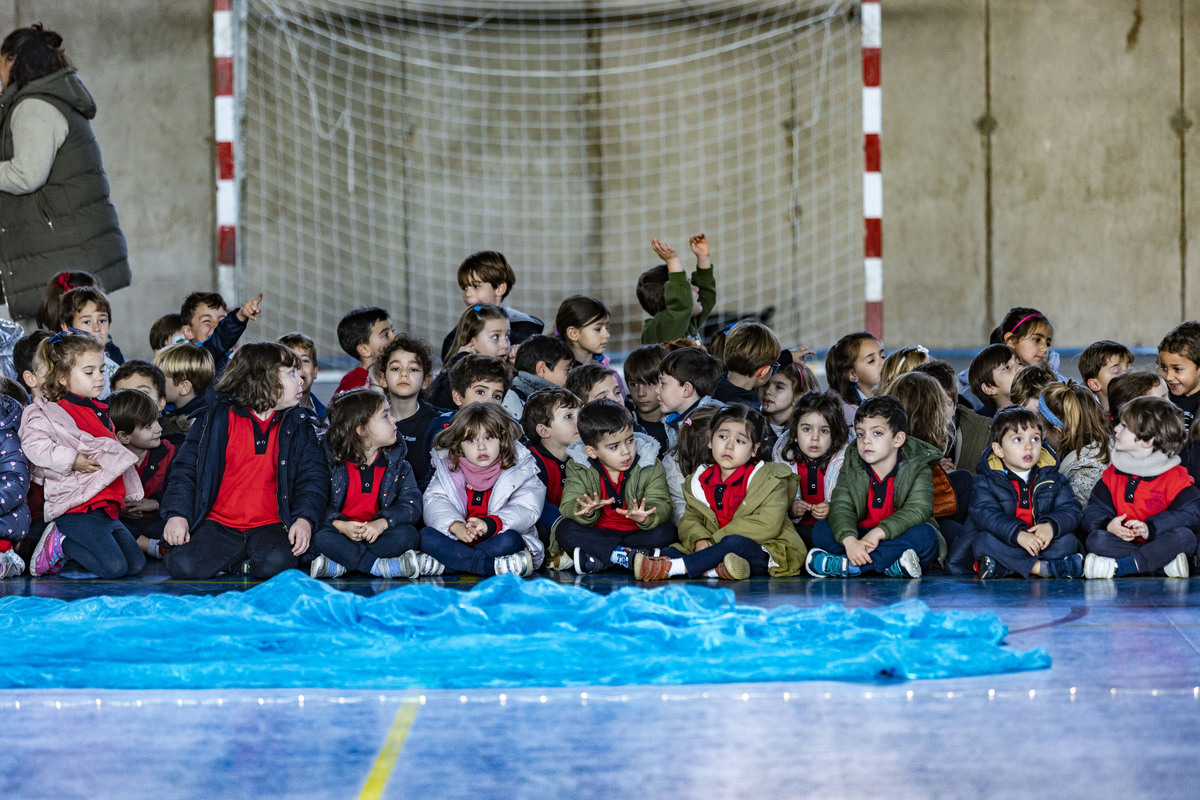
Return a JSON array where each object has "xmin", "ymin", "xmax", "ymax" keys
[
  {"xmin": 214, "ymin": 342, "xmax": 301, "ymax": 413},
  {"xmin": 38, "ymin": 332, "xmax": 104, "ymax": 402}
]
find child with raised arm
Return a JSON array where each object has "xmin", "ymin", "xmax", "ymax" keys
[
  {"xmin": 179, "ymin": 290, "xmax": 263, "ymax": 376},
  {"xmin": 553, "ymin": 399, "xmax": 674, "ymax": 574},
  {"xmin": 308, "ymin": 389, "xmax": 423, "ymax": 579},
  {"xmin": 335, "ymin": 306, "xmax": 393, "ymax": 393},
  {"xmin": 640, "ymin": 233, "xmax": 717, "ymax": 345},
  {"xmin": 969, "ymin": 406, "xmax": 1084, "ymax": 579},
  {"xmin": 1083, "ymin": 396, "xmax": 1200, "ymax": 579},
  {"xmin": 161, "ymin": 343, "xmax": 330, "ymax": 580},
  {"xmin": 21, "ymin": 332, "xmax": 145, "ymax": 578},
  {"xmin": 633, "ymin": 404, "xmax": 805, "ymax": 581},
  {"xmin": 419, "ymin": 402, "xmax": 543, "ymax": 577},
  {"xmin": 805, "ymin": 396, "xmax": 942, "ymax": 578}
]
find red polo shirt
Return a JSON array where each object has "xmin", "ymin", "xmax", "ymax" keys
[{"xmin": 208, "ymin": 408, "xmax": 281, "ymax": 530}]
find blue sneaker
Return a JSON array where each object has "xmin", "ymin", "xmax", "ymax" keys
[
  {"xmin": 805, "ymin": 548, "xmax": 851, "ymax": 578},
  {"xmin": 883, "ymin": 549, "xmax": 922, "ymax": 578},
  {"xmin": 1041, "ymin": 552, "xmax": 1084, "ymax": 579}
]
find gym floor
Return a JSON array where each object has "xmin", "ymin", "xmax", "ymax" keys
[{"xmin": 2, "ymin": 565, "xmax": 1198, "ymax": 799}]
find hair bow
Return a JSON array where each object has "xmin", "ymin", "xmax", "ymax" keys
[
  {"xmin": 473, "ymin": 304, "xmax": 482, "ymax": 312},
  {"xmin": 55, "ymin": 273, "xmax": 74, "ymax": 293}
]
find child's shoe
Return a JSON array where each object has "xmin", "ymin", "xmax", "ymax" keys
[
  {"xmin": 1164, "ymin": 553, "xmax": 1190, "ymax": 579},
  {"xmin": 494, "ymin": 549, "xmax": 533, "ymax": 577},
  {"xmin": 546, "ymin": 550, "xmax": 574, "ymax": 571},
  {"xmin": 1040, "ymin": 553, "xmax": 1084, "ymax": 579},
  {"xmin": 145, "ymin": 539, "xmax": 170, "ymax": 560},
  {"xmin": 373, "ymin": 555, "xmax": 416, "ymax": 579},
  {"xmin": 1083, "ymin": 553, "xmax": 1116, "ymax": 580},
  {"xmin": 0, "ymin": 547, "xmax": 25, "ymax": 578},
  {"xmin": 714, "ymin": 553, "xmax": 751, "ymax": 581},
  {"xmin": 310, "ymin": 555, "xmax": 347, "ymax": 579},
  {"xmin": 805, "ymin": 548, "xmax": 851, "ymax": 578},
  {"xmin": 882, "ymin": 549, "xmax": 922, "ymax": 579},
  {"xmin": 633, "ymin": 553, "xmax": 672, "ymax": 581},
  {"xmin": 401, "ymin": 550, "xmax": 445, "ymax": 577},
  {"xmin": 30, "ymin": 523, "xmax": 65, "ymax": 577},
  {"xmin": 976, "ymin": 555, "xmax": 1006, "ymax": 579},
  {"xmin": 573, "ymin": 547, "xmax": 607, "ymax": 575}
]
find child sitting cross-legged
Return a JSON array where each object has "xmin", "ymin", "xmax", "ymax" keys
[
  {"xmin": 968, "ymin": 406, "xmax": 1084, "ymax": 579},
  {"xmin": 419, "ymin": 402, "xmax": 543, "ymax": 577},
  {"xmin": 633, "ymin": 404, "xmax": 806, "ymax": 581},
  {"xmin": 805, "ymin": 396, "xmax": 942, "ymax": 578},
  {"xmin": 1082, "ymin": 396, "xmax": 1200, "ymax": 579},
  {"xmin": 308, "ymin": 389, "xmax": 423, "ymax": 579},
  {"xmin": 553, "ymin": 398, "xmax": 675, "ymax": 575},
  {"xmin": 161, "ymin": 343, "xmax": 330, "ymax": 580},
  {"xmin": 771, "ymin": 390, "xmax": 849, "ymax": 550},
  {"xmin": 21, "ymin": 332, "xmax": 146, "ymax": 579}
]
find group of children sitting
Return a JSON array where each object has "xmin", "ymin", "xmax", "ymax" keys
[{"xmin": 3, "ymin": 240, "xmax": 1200, "ymax": 586}]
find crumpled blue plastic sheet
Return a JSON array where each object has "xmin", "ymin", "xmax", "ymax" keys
[{"xmin": 0, "ymin": 572, "xmax": 1048, "ymax": 689}]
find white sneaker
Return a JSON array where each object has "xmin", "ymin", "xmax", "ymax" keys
[
  {"xmin": 399, "ymin": 549, "xmax": 445, "ymax": 577},
  {"xmin": 309, "ymin": 554, "xmax": 347, "ymax": 579},
  {"xmin": 1164, "ymin": 553, "xmax": 1190, "ymax": 579},
  {"xmin": 0, "ymin": 548, "xmax": 25, "ymax": 578},
  {"xmin": 1084, "ymin": 553, "xmax": 1117, "ymax": 579},
  {"xmin": 546, "ymin": 550, "xmax": 574, "ymax": 571},
  {"xmin": 494, "ymin": 549, "xmax": 533, "ymax": 577}
]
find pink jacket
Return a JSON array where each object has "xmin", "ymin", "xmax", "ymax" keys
[{"xmin": 19, "ymin": 397, "xmax": 144, "ymax": 522}]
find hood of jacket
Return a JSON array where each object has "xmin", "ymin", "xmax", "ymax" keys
[
  {"xmin": 565, "ymin": 430, "xmax": 661, "ymax": 469},
  {"xmin": 3, "ymin": 68, "xmax": 96, "ymax": 119},
  {"xmin": 978, "ymin": 444, "xmax": 1057, "ymax": 476},
  {"xmin": 0, "ymin": 393, "xmax": 22, "ymax": 432}
]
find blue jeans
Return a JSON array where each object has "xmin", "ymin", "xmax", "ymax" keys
[
  {"xmin": 973, "ymin": 530, "xmax": 1079, "ymax": 577},
  {"xmin": 812, "ymin": 519, "xmax": 939, "ymax": 574},
  {"xmin": 419, "ymin": 527, "xmax": 525, "ymax": 576},
  {"xmin": 55, "ymin": 510, "xmax": 145, "ymax": 578},
  {"xmin": 312, "ymin": 523, "xmax": 420, "ymax": 574},
  {"xmin": 663, "ymin": 534, "xmax": 770, "ymax": 578},
  {"xmin": 554, "ymin": 518, "xmax": 678, "ymax": 571}
]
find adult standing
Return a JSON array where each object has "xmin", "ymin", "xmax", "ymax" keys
[{"xmin": 0, "ymin": 23, "xmax": 130, "ymax": 320}]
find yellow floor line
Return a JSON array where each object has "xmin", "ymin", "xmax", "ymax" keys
[{"xmin": 358, "ymin": 699, "xmax": 420, "ymax": 800}]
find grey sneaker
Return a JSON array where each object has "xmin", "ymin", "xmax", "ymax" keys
[
  {"xmin": 883, "ymin": 549, "xmax": 922, "ymax": 579},
  {"xmin": 1165, "ymin": 553, "xmax": 1190, "ymax": 579},
  {"xmin": 401, "ymin": 550, "xmax": 445, "ymax": 577},
  {"xmin": 494, "ymin": 549, "xmax": 534, "ymax": 577},
  {"xmin": 309, "ymin": 555, "xmax": 347, "ymax": 579},
  {"xmin": 0, "ymin": 548, "xmax": 25, "ymax": 578},
  {"xmin": 373, "ymin": 554, "xmax": 417, "ymax": 579}
]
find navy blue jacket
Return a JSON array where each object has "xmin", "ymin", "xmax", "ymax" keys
[
  {"xmin": 0, "ymin": 394, "xmax": 30, "ymax": 540},
  {"xmin": 199, "ymin": 311, "xmax": 249, "ymax": 377},
  {"xmin": 1081, "ymin": 466, "xmax": 1200, "ymax": 540},
  {"xmin": 325, "ymin": 440, "xmax": 421, "ymax": 529},
  {"xmin": 161, "ymin": 390, "xmax": 330, "ymax": 529},
  {"xmin": 966, "ymin": 450, "xmax": 1082, "ymax": 546}
]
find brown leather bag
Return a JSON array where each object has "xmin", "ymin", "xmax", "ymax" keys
[{"xmin": 931, "ymin": 465, "xmax": 957, "ymax": 519}]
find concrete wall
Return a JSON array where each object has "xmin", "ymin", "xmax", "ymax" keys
[
  {"xmin": 0, "ymin": 1, "xmax": 214, "ymax": 360},
  {"xmin": 885, "ymin": 0, "xmax": 1198, "ymax": 349}
]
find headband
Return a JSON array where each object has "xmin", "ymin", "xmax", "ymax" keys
[
  {"xmin": 1037, "ymin": 395, "xmax": 1064, "ymax": 429},
  {"xmin": 1008, "ymin": 313, "xmax": 1043, "ymax": 336},
  {"xmin": 47, "ymin": 327, "xmax": 85, "ymax": 346}
]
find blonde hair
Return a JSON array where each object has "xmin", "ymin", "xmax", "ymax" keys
[
  {"xmin": 878, "ymin": 346, "xmax": 929, "ymax": 392},
  {"xmin": 1039, "ymin": 381, "xmax": 1111, "ymax": 463},
  {"xmin": 153, "ymin": 343, "xmax": 216, "ymax": 395},
  {"xmin": 38, "ymin": 332, "xmax": 105, "ymax": 402}
]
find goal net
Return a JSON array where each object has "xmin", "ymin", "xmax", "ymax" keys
[{"xmin": 234, "ymin": 0, "xmax": 863, "ymax": 364}]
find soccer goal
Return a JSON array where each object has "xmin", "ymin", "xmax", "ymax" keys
[{"xmin": 232, "ymin": 0, "xmax": 863, "ymax": 360}]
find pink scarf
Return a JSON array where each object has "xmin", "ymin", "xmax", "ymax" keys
[{"xmin": 456, "ymin": 456, "xmax": 502, "ymax": 492}]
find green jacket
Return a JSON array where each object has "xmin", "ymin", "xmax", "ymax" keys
[
  {"xmin": 641, "ymin": 267, "xmax": 717, "ymax": 344},
  {"xmin": 0, "ymin": 69, "xmax": 130, "ymax": 318},
  {"xmin": 677, "ymin": 460, "xmax": 806, "ymax": 577},
  {"xmin": 551, "ymin": 433, "xmax": 673, "ymax": 550},
  {"xmin": 955, "ymin": 404, "xmax": 991, "ymax": 475},
  {"xmin": 829, "ymin": 436, "xmax": 946, "ymax": 563}
]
